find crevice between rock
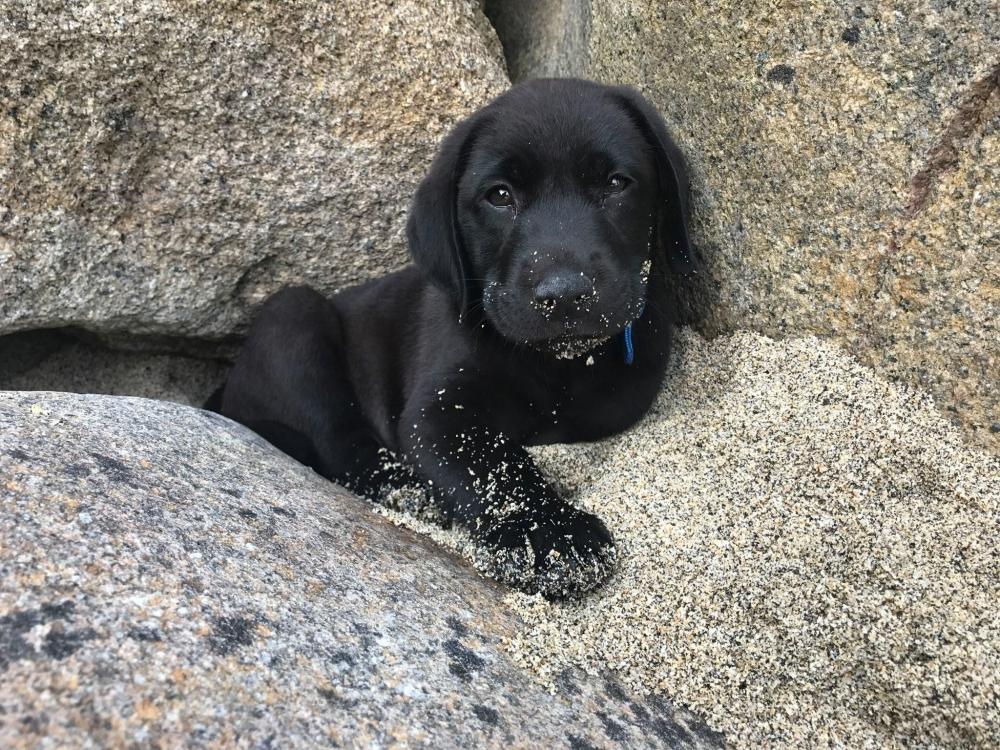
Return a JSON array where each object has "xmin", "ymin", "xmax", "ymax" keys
[
  {"xmin": 0, "ymin": 327, "xmax": 231, "ymax": 408},
  {"xmin": 483, "ymin": 0, "xmax": 591, "ymax": 82}
]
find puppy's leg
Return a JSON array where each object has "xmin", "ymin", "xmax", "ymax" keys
[
  {"xmin": 400, "ymin": 412, "xmax": 616, "ymax": 599},
  {"xmin": 220, "ymin": 286, "xmax": 406, "ymax": 498}
]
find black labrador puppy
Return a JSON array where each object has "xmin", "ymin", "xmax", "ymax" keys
[{"xmin": 212, "ymin": 78, "xmax": 693, "ymax": 598}]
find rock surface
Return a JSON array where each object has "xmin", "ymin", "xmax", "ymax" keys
[
  {"xmin": 0, "ymin": 0, "xmax": 507, "ymax": 341},
  {"xmin": 493, "ymin": 0, "xmax": 999, "ymax": 451},
  {"xmin": 0, "ymin": 391, "xmax": 722, "ymax": 749}
]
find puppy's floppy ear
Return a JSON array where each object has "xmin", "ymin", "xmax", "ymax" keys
[
  {"xmin": 612, "ymin": 86, "xmax": 696, "ymax": 275},
  {"xmin": 406, "ymin": 114, "xmax": 485, "ymax": 319}
]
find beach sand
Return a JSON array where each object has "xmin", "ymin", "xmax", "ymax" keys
[{"xmin": 380, "ymin": 329, "xmax": 1000, "ymax": 747}]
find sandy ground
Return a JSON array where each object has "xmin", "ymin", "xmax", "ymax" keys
[{"xmin": 380, "ymin": 329, "xmax": 1000, "ymax": 748}]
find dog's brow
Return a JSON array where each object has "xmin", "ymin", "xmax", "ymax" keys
[
  {"xmin": 575, "ymin": 148, "xmax": 610, "ymax": 168},
  {"xmin": 496, "ymin": 156, "xmax": 523, "ymax": 181}
]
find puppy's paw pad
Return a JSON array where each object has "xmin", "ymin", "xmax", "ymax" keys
[
  {"xmin": 474, "ymin": 509, "xmax": 617, "ymax": 599},
  {"xmin": 473, "ymin": 541, "xmax": 534, "ymax": 593},
  {"xmin": 472, "ymin": 521, "xmax": 536, "ymax": 592},
  {"xmin": 533, "ymin": 516, "xmax": 617, "ymax": 599}
]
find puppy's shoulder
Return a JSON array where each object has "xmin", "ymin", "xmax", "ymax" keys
[{"xmin": 333, "ymin": 265, "xmax": 451, "ymax": 322}]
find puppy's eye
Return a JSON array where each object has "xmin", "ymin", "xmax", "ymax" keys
[
  {"xmin": 605, "ymin": 174, "xmax": 630, "ymax": 194},
  {"xmin": 486, "ymin": 186, "xmax": 514, "ymax": 208}
]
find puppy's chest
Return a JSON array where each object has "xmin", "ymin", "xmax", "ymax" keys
[{"xmin": 529, "ymin": 366, "xmax": 660, "ymax": 445}]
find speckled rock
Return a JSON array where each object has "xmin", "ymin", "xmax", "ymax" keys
[
  {"xmin": 0, "ymin": 391, "xmax": 722, "ymax": 749},
  {"xmin": 493, "ymin": 1, "xmax": 999, "ymax": 450},
  {"xmin": 0, "ymin": 0, "xmax": 507, "ymax": 341}
]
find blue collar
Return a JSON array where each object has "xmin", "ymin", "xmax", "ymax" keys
[
  {"xmin": 623, "ymin": 321, "xmax": 636, "ymax": 365},
  {"xmin": 623, "ymin": 303, "xmax": 645, "ymax": 365}
]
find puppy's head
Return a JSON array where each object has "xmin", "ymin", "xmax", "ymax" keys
[{"xmin": 407, "ymin": 78, "xmax": 692, "ymax": 352}]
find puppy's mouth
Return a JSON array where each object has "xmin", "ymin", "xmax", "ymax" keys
[
  {"xmin": 486, "ymin": 298, "xmax": 628, "ymax": 353},
  {"xmin": 482, "ymin": 264, "xmax": 649, "ymax": 356},
  {"xmin": 531, "ymin": 334, "xmax": 611, "ymax": 360}
]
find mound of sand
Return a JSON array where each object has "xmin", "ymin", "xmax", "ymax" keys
[{"xmin": 381, "ymin": 330, "xmax": 999, "ymax": 747}]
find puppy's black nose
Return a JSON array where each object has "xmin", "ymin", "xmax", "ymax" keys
[{"xmin": 533, "ymin": 272, "xmax": 595, "ymax": 313}]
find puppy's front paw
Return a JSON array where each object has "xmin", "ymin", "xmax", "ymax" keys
[{"xmin": 473, "ymin": 504, "xmax": 616, "ymax": 599}]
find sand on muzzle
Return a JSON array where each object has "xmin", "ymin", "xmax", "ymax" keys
[{"xmin": 381, "ymin": 330, "xmax": 1000, "ymax": 748}]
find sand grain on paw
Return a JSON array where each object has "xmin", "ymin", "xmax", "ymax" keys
[{"xmin": 509, "ymin": 330, "xmax": 1000, "ymax": 748}]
